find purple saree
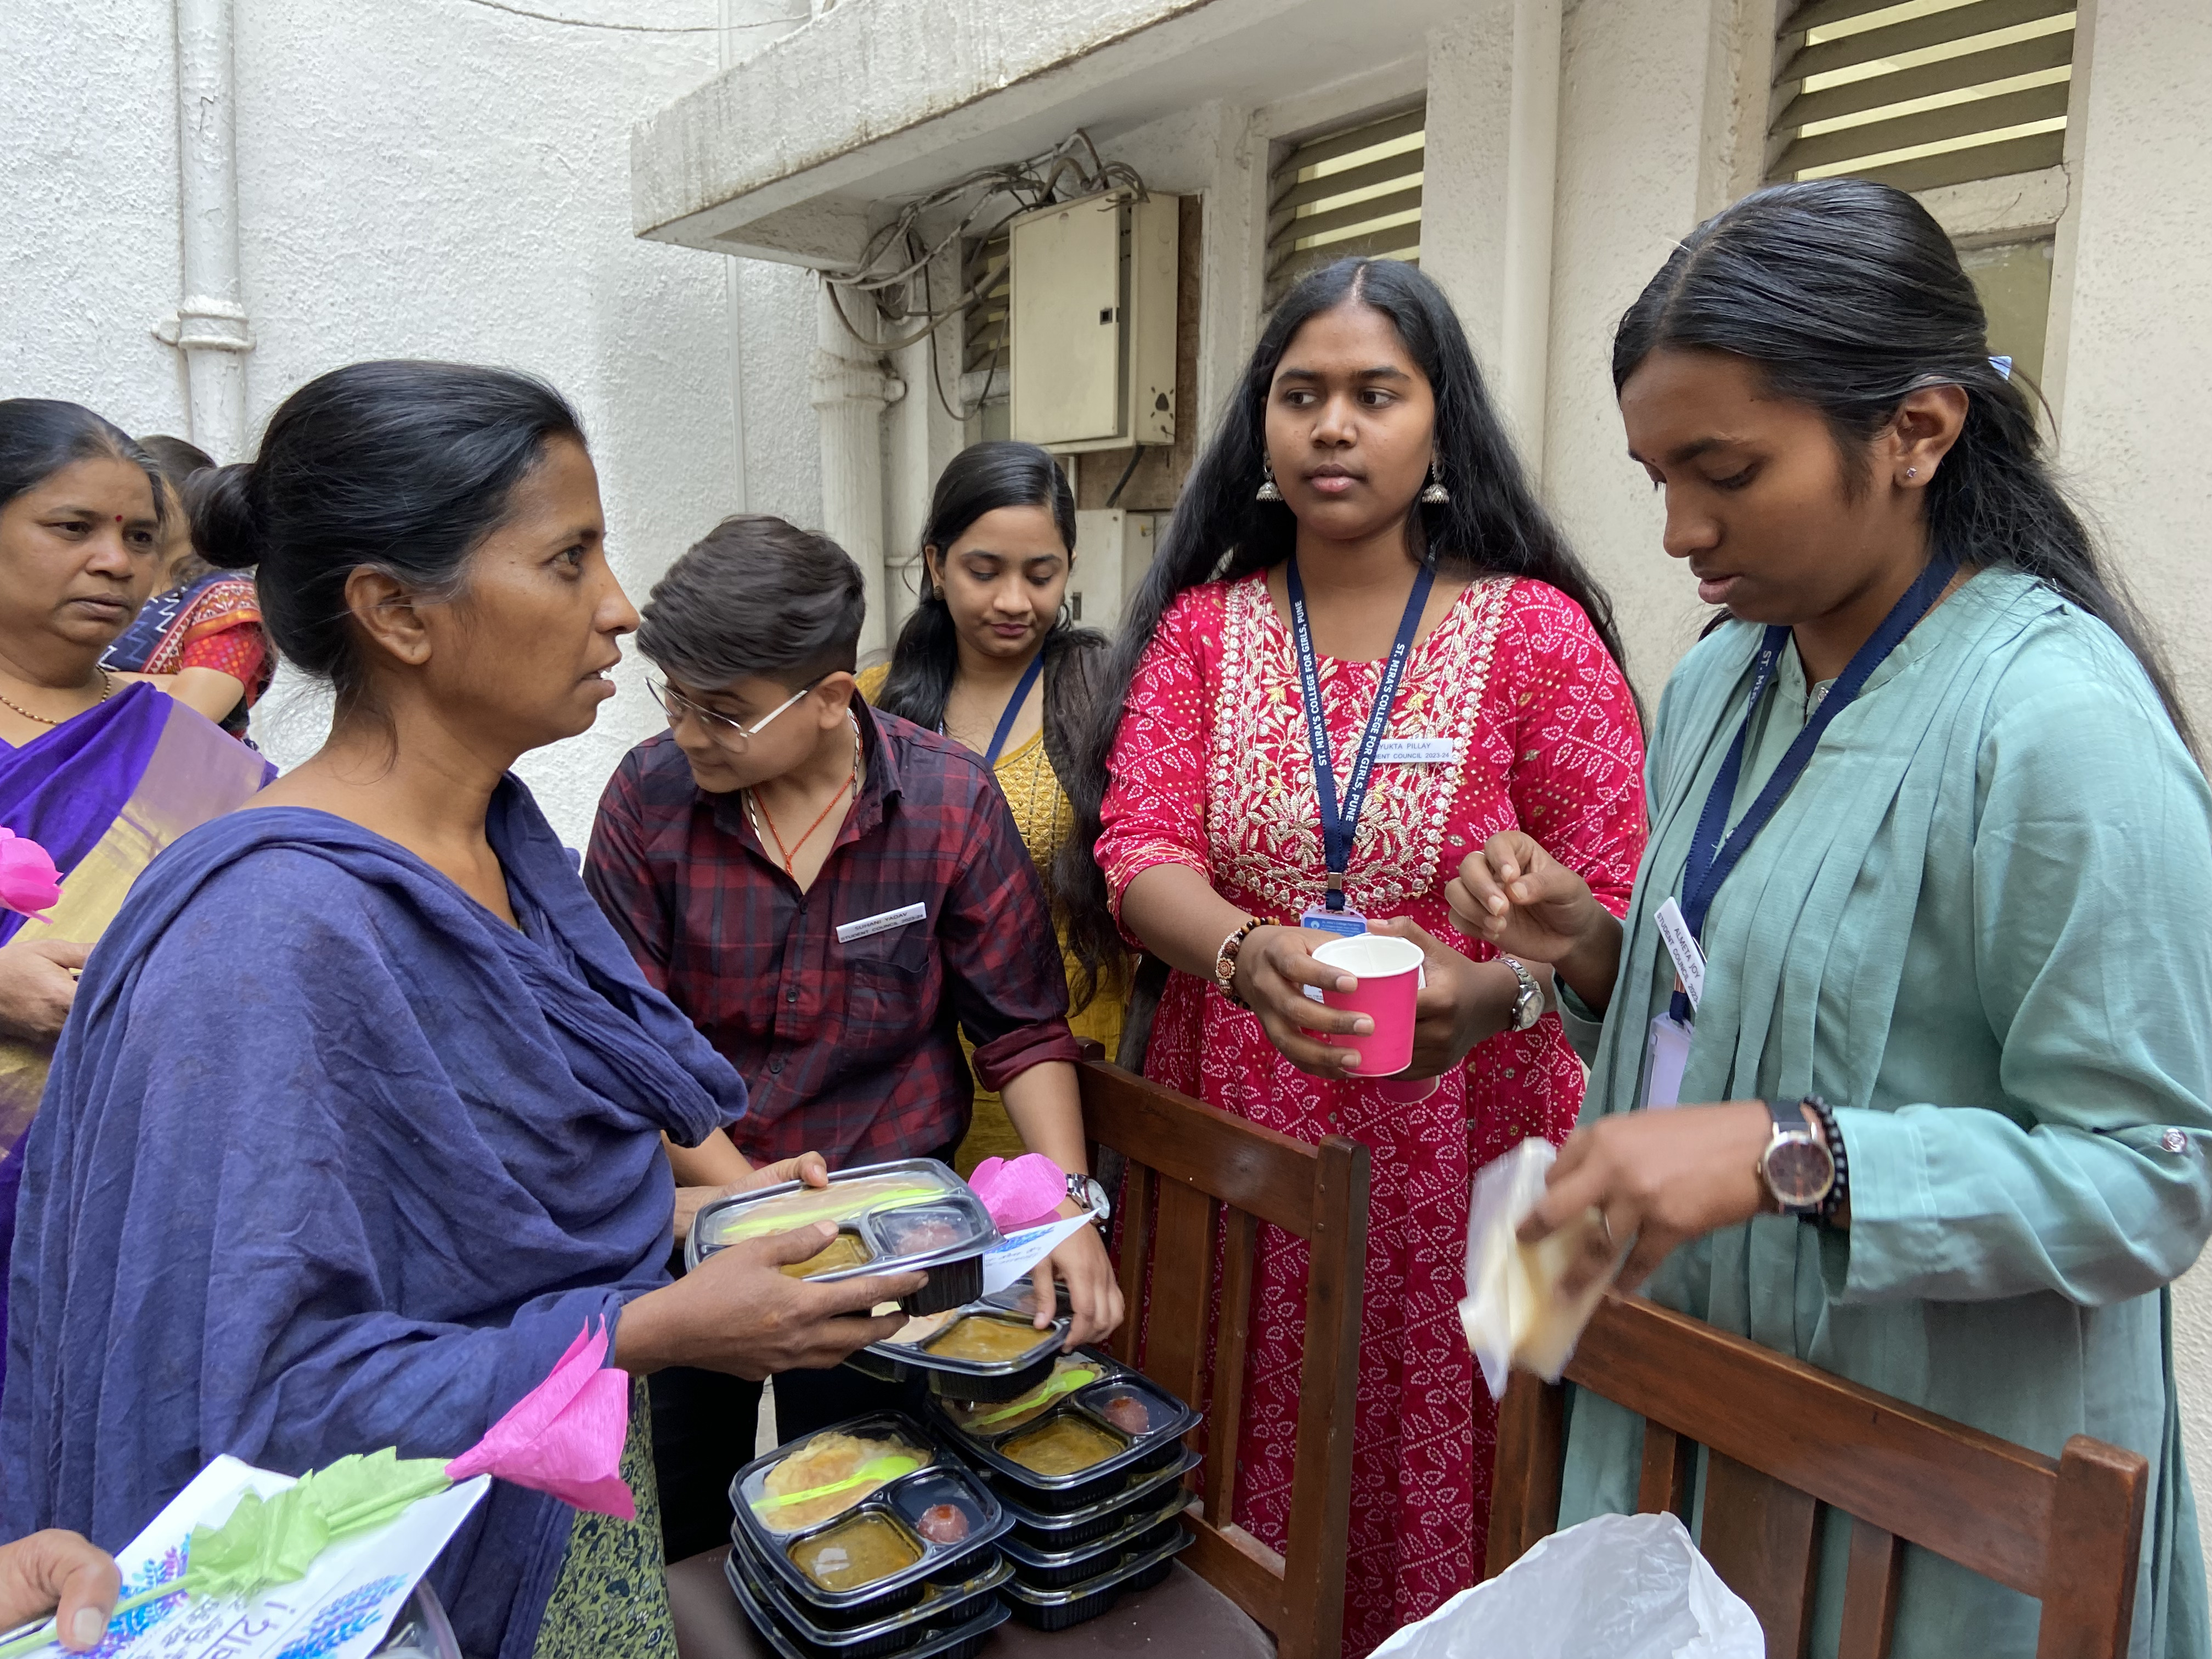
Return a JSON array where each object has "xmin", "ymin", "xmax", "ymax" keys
[{"xmin": 0, "ymin": 683, "xmax": 271, "ymax": 1370}]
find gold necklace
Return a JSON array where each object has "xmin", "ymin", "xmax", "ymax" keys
[{"xmin": 0, "ymin": 667, "xmax": 114, "ymax": 727}]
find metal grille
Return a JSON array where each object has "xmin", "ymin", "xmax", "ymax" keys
[
  {"xmin": 1265, "ymin": 104, "xmax": 1425, "ymax": 311},
  {"xmin": 963, "ymin": 230, "xmax": 1011, "ymax": 393},
  {"xmin": 1768, "ymin": 0, "xmax": 2075, "ymax": 192}
]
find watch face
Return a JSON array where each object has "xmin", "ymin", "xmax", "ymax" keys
[{"xmin": 1764, "ymin": 1136, "xmax": 1835, "ymax": 1207}]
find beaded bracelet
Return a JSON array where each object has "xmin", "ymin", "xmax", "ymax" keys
[{"xmin": 1801, "ymin": 1093, "xmax": 1849, "ymax": 1224}]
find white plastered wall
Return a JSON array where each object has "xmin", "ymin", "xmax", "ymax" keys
[
  {"xmin": 2049, "ymin": 0, "xmax": 2212, "ymax": 1565},
  {"xmin": 1, "ymin": 0, "xmax": 745, "ymax": 846}
]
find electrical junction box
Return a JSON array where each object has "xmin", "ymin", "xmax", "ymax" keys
[
  {"xmin": 1008, "ymin": 191, "xmax": 1178, "ymax": 454},
  {"xmin": 1068, "ymin": 509, "xmax": 1163, "ymax": 633}
]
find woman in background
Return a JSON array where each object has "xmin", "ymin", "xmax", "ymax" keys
[
  {"xmin": 860, "ymin": 440, "xmax": 1127, "ymax": 1170},
  {"xmin": 1082, "ymin": 258, "xmax": 1646, "ymax": 1654},
  {"xmin": 101, "ymin": 435, "xmax": 272, "ymax": 735},
  {"xmin": 0, "ymin": 402, "xmax": 270, "ymax": 1369}
]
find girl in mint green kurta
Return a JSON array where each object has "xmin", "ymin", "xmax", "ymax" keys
[{"xmin": 1452, "ymin": 178, "xmax": 2211, "ymax": 1658}]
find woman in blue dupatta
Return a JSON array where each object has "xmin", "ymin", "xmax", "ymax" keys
[
  {"xmin": 1453, "ymin": 180, "xmax": 2212, "ymax": 1656},
  {"xmin": 0, "ymin": 402, "xmax": 273, "ymax": 1367},
  {"xmin": 1, "ymin": 362, "xmax": 926, "ymax": 1659}
]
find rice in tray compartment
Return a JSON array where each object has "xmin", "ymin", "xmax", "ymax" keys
[
  {"xmin": 881, "ymin": 1308, "xmax": 958, "ymax": 1346},
  {"xmin": 789, "ymin": 1513, "xmax": 923, "ymax": 1593},
  {"xmin": 754, "ymin": 1430, "xmax": 932, "ymax": 1534},
  {"xmin": 702, "ymin": 1172, "xmax": 945, "ymax": 1247},
  {"xmin": 1002, "ymin": 1415, "xmax": 1125, "ymax": 1477}
]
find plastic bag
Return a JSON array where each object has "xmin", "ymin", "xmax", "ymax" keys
[
  {"xmin": 1458, "ymin": 1137, "xmax": 1618, "ymax": 1398},
  {"xmin": 1370, "ymin": 1513, "xmax": 1763, "ymax": 1659}
]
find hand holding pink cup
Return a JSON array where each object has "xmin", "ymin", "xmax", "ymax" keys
[{"xmin": 1310, "ymin": 933, "xmax": 1434, "ymax": 1099}]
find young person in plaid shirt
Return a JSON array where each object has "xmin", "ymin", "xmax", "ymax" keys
[{"xmin": 585, "ymin": 515, "xmax": 1124, "ymax": 1562}]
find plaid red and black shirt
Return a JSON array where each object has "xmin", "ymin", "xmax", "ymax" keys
[{"xmin": 584, "ymin": 699, "xmax": 1079, "ymax": 1169}]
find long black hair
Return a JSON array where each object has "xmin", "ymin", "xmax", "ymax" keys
[
  {"xmin": 1615, "ymin": 177, "xmax": 2192, "ymax": 750},
  {"xmin": 877, "ymin": 439, "xmax": 1119, "ymax": 1009},
  {"xmin": 194, "ymin": 360, "xmax": 585, "ymax": 715},
  {"xmin": 1065, "ymin": 256, "xmax": 1628, "ymax": 955},
  {"xmin": 0, "ymin": 399, "xmax": 167, "ymax": 526}
]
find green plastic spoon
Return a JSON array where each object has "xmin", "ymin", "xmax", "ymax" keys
[
  {"xmin": 750, "ymin": 1454, "xmax": 922, "ymax": 1514},
  {"xmin": 972, "ymin": 1366, "xmax": 1101, "ymax": 1429}
]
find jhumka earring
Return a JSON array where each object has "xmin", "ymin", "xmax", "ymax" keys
[
  {"xmin": 1419, "ymin": 463, "xmax": 1451, "ymax": 505},
  {"xmin": 1256, "ymin": 461, "xmax": 1283, "ymax": 503}
]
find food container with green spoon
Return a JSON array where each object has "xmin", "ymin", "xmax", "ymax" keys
[
  {"xmin": 730, "ymin": 1414, "xmax": 1012, "ymax": 1623},
  {"xmin": 926, "ymin": 1350, "xmax": 1200, "ymax": 1510},
  {"xmin": 688, "ymin": 1158, "xmax": 999, "ymax": 1316}
]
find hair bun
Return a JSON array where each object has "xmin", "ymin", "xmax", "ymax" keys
[{"xmin": 185, "ymin": 462, "xmax": 262, "ymax": 570}]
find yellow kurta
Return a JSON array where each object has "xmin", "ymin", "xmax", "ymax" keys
[{"xmin": 857, "ymin": 664, "xmax": 1125, "ymax": 1172}]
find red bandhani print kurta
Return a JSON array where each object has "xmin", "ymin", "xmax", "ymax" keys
[{"xmin": 1097, "ymin": 572, "xmax": 1646, "ymax": 1656}]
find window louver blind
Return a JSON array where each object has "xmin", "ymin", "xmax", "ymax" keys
[
  {"xmin": 963, "ymin": 231, "xmax": 1011, "ymax": 396},
  {"xmin": 1266, "ymin": 104, "xmax": 1425, "ymax": 311},
  {"xmin": 1768, "ymin": 0, "xmax": 2075, "ymax": 193}
]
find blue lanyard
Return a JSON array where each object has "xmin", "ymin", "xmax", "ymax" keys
[
  {"xmin": 1286, "ymin": 556, "xmax": 1436, "ymax": 911},
  {"xmin": 1669, "ymin": 555, "xmax": 1957, "ymax": 1021},
  {"xmin": 982, "ymin": 651, "xmax": 1046, "ymax": 769}
]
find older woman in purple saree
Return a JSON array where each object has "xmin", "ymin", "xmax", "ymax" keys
[{"xmin": 0, "ymin": 402, "xmax": 272, "ymax": 1360}]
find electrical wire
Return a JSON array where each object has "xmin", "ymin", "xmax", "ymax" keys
[
  {"xmin": 821, "ymin": 130, "xmax": 1149, "ymax": 365},
  {"xmin": 1105, "ymin": 444, "xmax": 1147, "ymax": 507},
  {"xmin": 454, "ymin": 0, "xmax": 789, "ymax": 32}
]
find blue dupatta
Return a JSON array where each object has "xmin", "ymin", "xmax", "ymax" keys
[{"xmin": 2, "ymin": 777, "xmax": 745, "ymax": 1659}]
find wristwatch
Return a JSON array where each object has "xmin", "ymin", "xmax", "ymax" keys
[
  {"xmin": 1068, "ymin": 1172, "xmax": 1112, "ymax": 1224},
  {"xmin": 1500, "ymin": 956, "xmax": 1544, "ymax": 1033},
  {"xmin": 1757, "ymin": 1097, "xmax": 1837, "ymax": 1218}
]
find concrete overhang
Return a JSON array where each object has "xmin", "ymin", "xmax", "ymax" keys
[{"xmin": 630, "ymin": 0, "xmax": 1460, "ymax": 267}]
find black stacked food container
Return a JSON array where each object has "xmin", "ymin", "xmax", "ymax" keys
[
  {"xmin": 844, "ymin": 1276, "xmax": 1072, "ymax": 1403},
  {"xmin": 725, "ymin": 1414, "xmax": 1014, "ymax": 1659},
  {"xmin": 926, "ymin": 1350, "xmax": 1203, "ymax": 1630},
  {"xmin": 689, "ymin": 1159, "xmax": 1000, "ymax": 1317}
]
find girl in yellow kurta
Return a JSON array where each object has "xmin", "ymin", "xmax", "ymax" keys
[{"xmin": 860, "ymin": 441, "xmax": 1126, "ymax": 1172}]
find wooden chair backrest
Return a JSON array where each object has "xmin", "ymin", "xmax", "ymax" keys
[
  {"xmin": 1489, "ymin": 1291, "xmax": 2149, "ymax": 1659},
  {"xmin": 1076, "ymin": 1053, "xmax": 1370, "ymax": 1659}
]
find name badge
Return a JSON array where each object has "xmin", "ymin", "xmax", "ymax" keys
[
  {"xmin": 1376, "ymin": 737, "xmax": 1455, "ymax": 764},
  {"xmin": 1644, "ymin": 1013, "xmax": 1694, "ymax": 1109},
  {"xmin": 1652, "ymin": 896, "xmax": 1706, "ymax": 1012},
  {"xmin": 836, "ymin": 902, "xmax": 927, "ymax": 944}
]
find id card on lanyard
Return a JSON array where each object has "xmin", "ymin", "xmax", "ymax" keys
[
  {"xmin": 1286, "ymin": 555, "xmax": 1435, "ymax": 938},
  {"xmin": 1641, "ymin": 554, "xmax": 1957, "ymax": 1109}
]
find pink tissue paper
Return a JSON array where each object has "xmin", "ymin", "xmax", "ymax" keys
[
  {"xmin": 446, "ymin": 1321, "xmax": 635, "ymax": 1519},
  {"xmin": 0, "ymin": 828, "xmax": 61, "ymax": 919},
  {"xmin": 968, "ymin": 1153, "xmax": 1066, "ymax": 1233}
]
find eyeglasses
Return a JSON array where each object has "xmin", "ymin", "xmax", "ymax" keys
[{"xmin": 646, "ymin": 675, "xmax": 819, "ymax": 751}]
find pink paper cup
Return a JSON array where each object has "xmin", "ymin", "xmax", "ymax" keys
[{"xmin": 1311, "ymin": 932, "xmax": 1426, "ymax": 1077}]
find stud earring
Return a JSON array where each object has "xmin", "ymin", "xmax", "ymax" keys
[
  {"xmin": 1255, "ymin": 460, "xmax": 1282, "ymax": 503},
  {"xmin": 1906, "ymin": 467, "xmax": 1918, "ymax": 481},
  {"xmin": 1419, "ymin": 463, "xmax": 1450, "ymax": 505}
]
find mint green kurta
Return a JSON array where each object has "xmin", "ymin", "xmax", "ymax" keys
[{"xmin": 1558, "ymin": 570, "xmax": 2212, "ymax": 1658}]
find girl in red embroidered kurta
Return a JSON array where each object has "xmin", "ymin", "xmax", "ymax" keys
[{"xmin": 1079, "ymin": 258, "xmax": 1646, "ymax": 1656}]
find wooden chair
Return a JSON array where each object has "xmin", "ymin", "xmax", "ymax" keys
[
  {"xmin": 670, "ymin": 1050, "xmax": 1370, "ymax": 1659},
  {"xmin": 1488, "ymin": 1291, "xmax": 2149, "ymax": 1659},
  {"xmin": 1031, "ymin": 1049, "xmax": 1371, "ymax": 1659}
]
